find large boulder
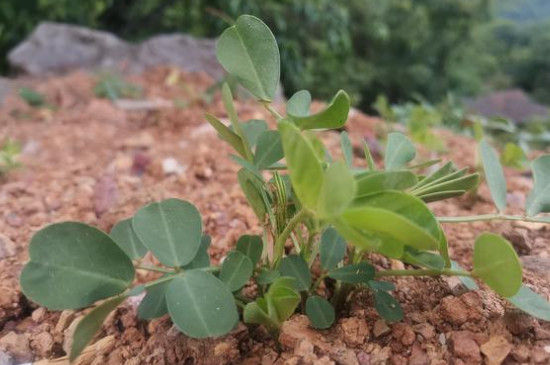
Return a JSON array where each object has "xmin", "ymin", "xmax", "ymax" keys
[
  {"xmin": 7, "ymin": 22, "xmax": 223, "ymax": 80},
  {"xmin": 8, "ymin": 22, "xmax": 134, "ymax": 75}
]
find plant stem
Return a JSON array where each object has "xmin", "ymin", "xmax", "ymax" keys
[
  {"xmin": 375, "ymin": 268, "xmax": 472, "ymax": 278},
  {"xmin": 136, "ymin": 265, "xmax": 173, "ymax": 274},
  {"xmin": 273, "ymin": 209, "xmax": 311, "ymax": 267},
  {"xmin": 437, "ymin": 213, "xmax": 549, "ymax": 224},
  {"xmin": 263, "ymin": 102, "xmax": 284, "ymax": 120},
  {"xmin": 143, "ymin": 274, "xmax": 178, "ymax": 289}
]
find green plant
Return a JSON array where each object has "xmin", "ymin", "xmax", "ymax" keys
[
  {"xmin": 0, "ymin": 138, "xmax": 21, "ymax": 176},
  {"xmin": 93, "ymin": 72, "xmax": 142, "ymax": 101},
  {"xmin": 20, "ymin": 15, "xmax": 550, "ymax": 363}
]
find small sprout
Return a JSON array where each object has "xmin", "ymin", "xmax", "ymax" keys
[
  {"xmin": 19, "ymin": 87, "xmax": 45, "ymax": 107},
  {"xmin": 94, "ymin": 72, "xmax": 142, "ymax": 101}
]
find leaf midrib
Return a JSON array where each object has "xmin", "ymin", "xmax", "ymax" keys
[
  {"xmin": 234, "ymin": 25, "xmax": 268, "ymax": 100},
  {"xmin": 32, "ymin": 261, "xmax": 129, "ymax": 287}
]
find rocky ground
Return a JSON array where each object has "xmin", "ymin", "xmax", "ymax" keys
[{"xmin": 0, "ymin": 68, "xmax": 549, "ymax": 365}]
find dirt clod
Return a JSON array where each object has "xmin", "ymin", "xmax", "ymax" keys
[
  {"xmin": 480, "ymin": 335, "xmax": 512, "ymax": 365},
  {"xmin": 0, "ymin": 332, "xmax": 32, "ymax": 363},
  {"xmin": 448, "ymin": 331, "xmax": 482, "ymax": 365}
]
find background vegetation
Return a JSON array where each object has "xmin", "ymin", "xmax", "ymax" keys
[{"xmin": 1, "ymin": 0, "xmax": 549, "ymax": 109}]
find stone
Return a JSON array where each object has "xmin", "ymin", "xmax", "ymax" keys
[
  {"xmin": 448, "ymin": 331, "xmax": 482, "ymax": 365},
  {"xmin": 8, "ymin": 23, "xmax": 134, "ymax": 75},
  {"xmin": 409, "ymin": 343, "xmax": 430, "ymax": 365},
  {"xmin": 7, "ymin": 22, "xmax": 227, "ymax": 82},
  {"xmin": 31, "ymin": 307, "xmax": 47, "ymax": 323},
  {"xmin": 373, "ymin": 319, "xmax": 391, "ymax": 337},
  {"xmin": 30, "ymin": 332, "xmax": 54, "ymax": 358},
  {"xmin": 0, "ymin": 78, "xmax": 13, "ymax": 106},
  {"xmin": 0, "ymin": 351, "xmax": 14, "ymax": 365},
  {"xmin": 279, "ymin": 315, "xmax": 359, "ymax": 365},
  {"xmin": 0, "ymin": 233, "xmax": 16, "ymax": 259},
  {"xmin": 510, "ymin": 344, "xmax": 530, "ymax": 363},
  {"xmin": 480, "ymin": 336, "xmax": 512, "ymax": 365},
  {"xmin": 339, "ymin": 317, "xmax": 369, "ymax": 347},
  {"xmin": 392, "ymin": 323, "xmax": 415, "ymax": 346},
  {"xmin": 439, "ymin": 296, "xmax": 469, "ymax": 325},
  {"xmin": 503, "ymin": 229, "xmax": 531, "ymax": 255},
  {"xmin": 136, "ymin": 34, "xmax": 223, "ymax": 79},
  {"xmin": 0, "ymin": 332, "xmax": 32, "ymax": 363}
]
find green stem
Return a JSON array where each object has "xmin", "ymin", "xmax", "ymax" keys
[
  {"xmin": 143, "ymin": 274, "xmax": 179, "ymax": 289},
  {"xmin": 263, "ymin": 102, "xmax": 284, "ymax": 120},
  {"xmin": 136, "ymin": 265, "xmax": 173, "ymax": 274},
  {"xmin": 375, "ymin": 268, "xmax": 472, "ymax": 278},
  {"xmin": 310, "ymin": 273, "xmax": 327, "ymax": 294},
  {"xmin": 437, "ymin": 214, "xmax": 549, "ymax": 224},
  {"xmin": 273, "ymin": 209, "xmax": 311, "ymax": 267}
]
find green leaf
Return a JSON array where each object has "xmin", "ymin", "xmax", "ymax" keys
[
  {"xmin": 138, "ymin": 277, "xmax": 171, "ymax": 320},
  {"xmin": 220, "ymin": 251, "xmax": 253, "ymax": 292},
  {"xmin": 21, "ymin": 222, "xmax": 134, "ymax": 310},
  {"xmin": 269, "ymin": 277, "xmax": 301, "ymax": 322},
  {"xmin": 374, "ymin": 290, "xmax": 403, "ymax": 322},
  {"xmin": 244, "ymin": 277, "xmax": 300, "ymax": 330},
  {"xmin": 241, "ymin": 119, "xmax": 268, "ymax": 147},
  {"xmin": 205, "ymin": 114, "xmax": 246, "ymax": 158},
  {"xmin": 278, "ymin": 121, "xmax": 324, "ymax": 209},
  {"xmin": 418, "ymin": 190, "xmax": 467, "ymax": 203},
  {"xmin": 479, "ymin": 139, "xmax": 507, "ymax": 212},
  {"xmin": 506, "ymin": 285, "xmax": 550, "ymax": 321},
  {"xmin": 287, "ymin": 90, "xmax": 311, "ymax": 117},
  {"xmin": 320, "ymin": 228, "xmax": 347, "ymax": 270},
  {"xmin": 133, "ymin": 199, "xmax": 202, "ymax": 267},
  {"xmin": 230, "ymin": 155, "xmax": 263, "ymax": 180},
  {"xmin": 279, "ymin": 255, "xmax": 312, "ymax": 291},
  {"xmin": 451, "ymin": 261, "xmax": 479, "ymax": 291},
  {"xmin": 238, "ymin": 168, "xmax": 268, "ymax": 220},
  {"xmin": 110, "ymin": 218, "xmax": 147, "ymax": 260},
  {"xmin": 256, "ymin": 269, "xmax": 281, "ymax": 285},
  {"xmin": 402, "ymin": 248, "xmax": 445, "ymax": 270},
  {"xmin": 414, "ymin": 174, "xmax": 479, "ymax": 198},
  {"xmin": 182, "ymin": 235, "xmax": 211, "ymax": 270},
  {"xmin": 166, "ymin": 271, "xmax": 238, "ymax": 338},
  {"xmin": 363, "ymin": 140, "xmax": 376, "ymax": 171},
  {"xmin": 473, "ymin": 233, "xmax": 522, "ymax": 297},
  {"xmin": 355, "ymin": 170, "xmax": 417, "ymax": 197},
  {"xmin": 501, "ymin": 142, "xmax": 526, "ymax": 169},
  {"xmin": 368, "ymin": 280, "xmax": 396, "ymax": 292},
  {"xmin": 412, "ymin": 162, "xmax": 455, "ymax": 190},
  {"xmin": 288, "ymin": 90, "xmax": 350, "ymax": 130},
  {"xmin": 236, "ymin": 235, "xmax": 263, "ymax": 266},
  {"xmin": 243, "ymin": 299, "xmax": 272, "ymax": 329},
  {"xmin": 328, "ymin": 262, "xmax": 375, "ymax": 283},
  {"xmin": 341, "ymin": 131, "xmax": 353, "ymax": 167},
  {"xmin": 306, "ymin": 296, "xmax": 335, "ymax": 329},
  {"xmin": 346, "ymin": 191, "xmax": 440, "ymax": 251},
  {"xmin": 254, "ymin": 130, "xmax": 284, "ymax": 169},
  {"xmin": 216, "ymin": 15, "xmax": 280, "ymax": 101},
  {"xmin": 385, "ymin": 133, "xmax": 416, "ymax": 170},
  {"xmin": 318, "ymin": 161, "xmax": 356, "ymax": 218},
  {"xmin": 526, "ymin": 155, "xmax": 550, "ymax": 216},
  {"xmin": 70, "ymin": 295, "xmax": 126, "ymax": 362}
]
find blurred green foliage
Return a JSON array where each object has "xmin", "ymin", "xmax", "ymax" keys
[{"xmin": 0, "ymin": 0, "xmax": 548, "ymax": 109}]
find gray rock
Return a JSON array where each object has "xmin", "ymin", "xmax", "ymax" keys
[
  {"xmin": 8, "ymin": 22, "xmax": 134, "ymax": 75},
  {"xmin": 8, "ymin": 22, "xmax": 223, "ymax": 80},
  {"xmin": 137, "ymin": 34, "xmax": 224, "ymax": 79},
  {"xmin": 0, "ymin": 78, "xmax": 13, "ymax": 105}
]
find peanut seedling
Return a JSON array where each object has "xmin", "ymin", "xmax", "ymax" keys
[{"xmin": 20, "ymin": 15, "xmax": 550, "ymax": 363}]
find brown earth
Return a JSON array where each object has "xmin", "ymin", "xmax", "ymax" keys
[{"xmin": 0, "ymin": 68, "xmax": 549, "ymax": 365}]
